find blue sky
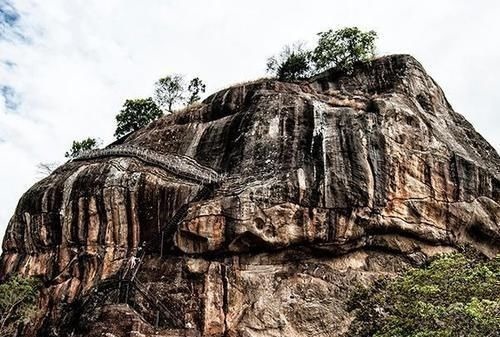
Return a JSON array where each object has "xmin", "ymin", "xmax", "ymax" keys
[{"xmin": 1, "ymin": 0, "xmax": 500, "ymax": 244}]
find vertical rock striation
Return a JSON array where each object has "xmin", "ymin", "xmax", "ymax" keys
[{"xmin": 1, "ymin": 55, "xmax": 499, "ymax": 337}]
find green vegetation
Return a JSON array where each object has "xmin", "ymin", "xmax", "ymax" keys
[
  {"xmin": 266, "ymin": 43, "xmax": 312, "ymax": 81},
  {"xmin": 112, "ymin": 75, "xmax": 206, "ymax": 139},
  {"xmin": 312, "ymin": 27, "xmax": 377, "ymax": 73},
  {"xmin": 267, "ymin": 26, "xmax": 378, "ymax": 80},
  {"xmin": 0, "ymin": 276, "xmax": 40, "ymax": 337},
  {"xmin": 65, "ymin": 137, "xmax": 100, "ymax": 158},
  {"xmin": 153, "ymin": 74, "xmax": 207, "ymax": 112},
  {"xmin": 347, "ymin": 251, "xmax": 500, "ymax": 337},
  {"xmin": 153, "ymin": 74, "xmax": 185, "ymax": 113},
  {"xmin": 114, "ymin": 97, "xmax": 163, "ymax": 138},
  {"xmin": 186, "ymin": 77, "xmax": 206, "ymax": 105},
  {"xmin": 63, "ymin": 29, "xmax": 376, "ymax": 147}
]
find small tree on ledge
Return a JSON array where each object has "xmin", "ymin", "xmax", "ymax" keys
[
  {"xmin": 187, "ymin": 77, "xmax": 206, "ymax": 105},
  {"xmin": 65, "ymin": 137, "xmax": 100, "ymax": 158},
  {"xmin": 153, "ymin": 75, "xmax": 185, "ymax": 113},
  {"xmin": 114, "ymin": 97, "xmax": 163, "ymax": 138},
  {"xmin": 266, "ymin": 43, "xmax": 312, "ymax": 81}
]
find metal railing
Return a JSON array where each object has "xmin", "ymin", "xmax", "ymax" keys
[
  {"xmin": 78, "ymin": 276, "xmax": 184, "ymax": 329},
  {"xmin": 117, "ymin": 250, "xmax": 184, "ymax": 329},
  {"xmin": 159, "ymin": 183, "xmax": 215, "ymax": 257},
  {"xmin": 72, "ymin": 145, "xmax": 221, "ymax": 332},
  {"xmin": 73, "ymin": 145, "xmax": 222, "ymax": 184},
  {"xmin": 133, "ymin": 278, "xmax": 183, "ymax": 328}
]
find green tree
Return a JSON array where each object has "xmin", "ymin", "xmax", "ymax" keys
[
  {"xmin": 0, "ymin": 276, "xmax": 40, "ymax": 337},
  {"xmin": 266, "ymin": 43, "xmax": 312, "ymax": 81},
  {"xmin": 311, "ymin": 27, "xmax": 377, "ymax": 73},
  {"xmin": 153, "ymin": 74, "xmax": 185, "ymax": 113},
  {"xmin": 114, "ymin": 97, "xmax": 163, "ymax": 138},
  {"xmin": 186, "ymin": 77, "xmax": 206, "ymax": 105},
  {"xmin": 347, "ymin": 251, "xmax": 500, "ymax": 337},
  {"xmin": 65, "ymin": 137, "xmax": 100, "ymax": 158}
]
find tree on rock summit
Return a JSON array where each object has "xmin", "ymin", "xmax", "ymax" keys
[
  {"xmin": 153, "ymin": 74, "xmax": 185, "ymax": 113},
  {"xmin": 266, "ymin": 43, "xmax": 312, "ymax": 81},
  {"xmin": 312, "ymin": 27, "xmax": 377, "ymax": 73},
  {"xmin": 114, "ymin": 98, "xmax": 163, "ymax": 138},
  {"xmin": 267, "ymin": 26, "xmax": 378, "ymax": 80}
]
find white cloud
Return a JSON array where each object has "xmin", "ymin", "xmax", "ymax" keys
[{"xmin": 0, "ymin": 0, "xmax": 499, "ymax": 245}]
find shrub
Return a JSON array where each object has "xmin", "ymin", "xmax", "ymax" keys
[
  {"xmin": 266, "ymin": 43, "xmax": 312, "ymax": 81},
  {"xmin": 347, "ymin": 251, "xmax": 500, "ymax": 337},
  {"xmin": 0, "ymin": 276, "xmax": 40, "ymax": 337},
  {"xmin": 65, "ymin": 137, "xmax": 100, "ymax": 158},
  {"xmin": 267, "ymin": 27, "xmax": 378, "ymax": 81}
]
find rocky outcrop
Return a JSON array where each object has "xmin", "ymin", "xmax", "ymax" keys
[{"xmin": 1, "ymin": 55, "xmax": 499, "ymax": 337}]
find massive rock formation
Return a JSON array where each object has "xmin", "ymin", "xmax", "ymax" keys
[{"xmin": 1, "ymin": 55, "xmax": 499, "ymax": 337}]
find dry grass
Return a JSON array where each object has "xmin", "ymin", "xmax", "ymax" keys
[
  {"xmin": 172, "ymin": 101, "xmax": 204, "ymax": 115},
  {"xmin": 225, "ymin": 76, "xmax": 272, "ymax": 88}
]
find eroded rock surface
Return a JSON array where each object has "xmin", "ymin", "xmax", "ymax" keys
[{"xmin": 1, "ymin": 55, "xmax": 499, "ymax": 337}]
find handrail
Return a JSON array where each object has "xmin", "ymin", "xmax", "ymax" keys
[
  {"xmin": 72, "ymin": 145, "xmax": 221, "ymax": 331},
  {"xmin": 74, "ymin": 145, "xmax": 224, "ymax": 255},
  {"xmin": 133, "ymin": 278, "xmax": 183, "ymax": 328},
  {"xmin": 113, "ymin": 250, "xmax": 184, "ymax": 328},
  {"xmin": 159, "ymin": 184, "xmax": 215, "ymax": 257},
  {"xmin": 73, "ymin": 145, "xmax": 223, "ymax": 184}
]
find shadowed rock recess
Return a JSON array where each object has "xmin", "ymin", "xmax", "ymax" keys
[{"xmin": 1, "ymin": 55, "xmax": 499, "ymax": 337}]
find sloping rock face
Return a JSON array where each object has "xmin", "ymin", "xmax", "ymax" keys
[{"xmin": 1, "ymin": 55, "xmax": 499, "ymax": 337}]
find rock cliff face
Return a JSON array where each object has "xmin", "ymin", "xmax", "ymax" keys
[{"xmin": 1, "ymin": 55, "xmax": 499, "ymax": 337}]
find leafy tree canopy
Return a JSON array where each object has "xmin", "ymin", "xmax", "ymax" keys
[
  {"xmin": 312, "ymin": 27, "xmax": 377, "ymax": 73},
  {"xmin": 114, "ymin": 97, "xmax": 163, "ymax": 138},
  {"xmin": 0, "ymin": 276, "xmax": 40, "ymax": 337},
  {"xmin": 65, "ymin": 137, "xmax": 100, "ymax": 158},
  {"xmin": 114, "ymin": 75, "xmax": 206, "ymax": 139},
  {"xmin": 153, "ymin": 75, "xmax": 206, "ymax": 112},
  {"xmin": 153, "ymin": 74, "xmax": 185, "ymax": 113},
  {"xmin": 347, "ymin": 251, "xmax": 500, "ymax": 337},
  {"xmin": 266, "ymin": 43, "xmax": 312, "ymax": 81},
  {"xmin": 267, "ymin": 27, "xmax": 377, "ymax": 81}
]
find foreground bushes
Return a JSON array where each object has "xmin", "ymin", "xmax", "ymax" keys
[
  {"xmin": 0, "ymin": 276, "xmax": 40, "ymax": 337},
  {"xmin": 347, "ymin": 251, "xmax": 500, "ymax": 337}
]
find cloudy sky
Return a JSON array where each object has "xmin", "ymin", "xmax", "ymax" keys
[{"xmin": 0, "ymin": 0, "xmax": 499, "ymax": 244}]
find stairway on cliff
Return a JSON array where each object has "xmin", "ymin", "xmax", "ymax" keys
[
  {"xmin": 75, "ymin": 144, "xmax": 221, "ymax": 258},
  {"xmin": 88, "ymin": 170, "xmax": 219, "ymax": 335},
  {"xmin": 76, "ymin": 143, "xmax": 220, "ymax": 328},
  {"xmin": 76, "ymin": 147, "xmax": 220, "ymax": 336},
  {"xmin": 114, "ymin": 272, "xmax": 201, "ymax": 336},
  {"xmin": 7, "ymin": 54, "xmax": 498, "ymax": 337},
  {"xmin": 159, "ymin": 183, "xmax": 216, "ymax": 257},
  {"xmin": 73, "ymin": 145, "xmax": 222, "ymax": 185},
  {"xmin": 87, "ymin": 304, "xmax": 199, "ymax": 337},
  {"xmin": 114, "ymin": 181, "xmax": 218, "ymax": 335}
]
